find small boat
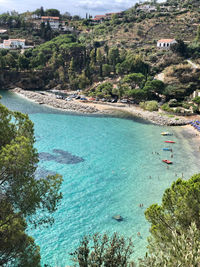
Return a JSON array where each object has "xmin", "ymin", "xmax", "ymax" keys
[
  {"xmin": 165, "ymin": 141, "xmax": 175, "ymax": 143},
  {"xmin": 162, "ymin": 159, "xmax": 173, "ymax": 164},
  {"xmin": 161, "ymin": 132, "xmax": 173, "ymax": 136},
  {"xmin": 163, "ymin": 148, "xmax": 172, "ymax": 151}
]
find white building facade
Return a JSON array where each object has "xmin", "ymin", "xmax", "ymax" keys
[
  {"xmin": 0, "ymin": 39, "xmax": 26, "ymax": 49},
  {"xmin": 157, "ymin": 39, "xmax": 177, "ymax": 49},
  {"xmin": 41, "ymin": 16, "xmax": 60, "ymax": 30}
]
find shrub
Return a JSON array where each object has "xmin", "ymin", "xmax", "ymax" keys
[
  {"xmin": 140, "ymin": 101, "xmax": 159, "ymax": 111},
  {"xmin": 161, "ymin": 103, "xmax": 172, "ymax": 112}
]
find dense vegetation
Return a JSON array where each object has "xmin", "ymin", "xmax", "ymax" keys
[
  {"xmin": 0, "ymin": 101, "xmax": 63, "ymax": 266},
  {"xmin": 1, "ymin": 0, "xmax": 200, "ymax": 112},
  {"xmin": 1, "ymin": 0, "xmax": 200, "ymax": 265},
  {"xmin": 71, "ymin": 173, "xmax": 200, "ymax": 266}
]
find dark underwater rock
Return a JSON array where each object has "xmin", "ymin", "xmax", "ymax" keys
[{"xmin": 112, "ymin": 215, "xmax": 123, "ymax": 222}]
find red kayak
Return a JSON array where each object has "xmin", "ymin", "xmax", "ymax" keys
[
  {"xmin": 164, "ymin": 141, "xmax": 175, "ymax": 143},
  {"xmin": 162, "ymin": 160, "xmax": 173, "ymax": 164}
]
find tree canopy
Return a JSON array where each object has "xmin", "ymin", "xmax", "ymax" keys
[
  {"xmin": 70, "ymin": 232, "xmax": 134, "ymax": 267},
  {"xmin": 0, "ymin": 102, "xmax": 63, "ymax": 266}
]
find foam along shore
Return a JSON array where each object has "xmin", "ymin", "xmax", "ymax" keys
[{"xmin": 12, "ymin": 88, "xmax": 192, "ymax": 126}]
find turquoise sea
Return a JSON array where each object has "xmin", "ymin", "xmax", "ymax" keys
[{"xmin": 1, "ymin": 90, "xmax": 200, "ymax": 266}]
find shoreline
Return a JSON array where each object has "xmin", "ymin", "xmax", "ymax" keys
[{"xmin": 11, "ymin": 88, "xmax": 199, "ymax": 126}]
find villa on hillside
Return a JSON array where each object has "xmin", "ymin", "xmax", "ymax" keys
[
  {"xmin": 157, "ymin": 39, "xmax": 177, "ymax": 49},
  {"xmin": 0, "ymin": 39, "xmax": 33, "ymax": 49},
  {"xmin": 0, "ymin": 29, "xmax": 7, "ymax": 34},
  {"xmin": 137, "ymin": 5, "xmax": 157, "ymax": 12},
  {"xmin": 105, "ymin": 12, "xmax": 123, "ymax": 19},
  {"xmin": 92, "ymin": 15, "xmax": 107, "ymax": 23},
  {"xmin": 41, "ymin": 16, "xmax": 60, "ymax": 30},
  {"xmin": 92, "ymin": 12, "xmax": 123, "ymax": 23}
]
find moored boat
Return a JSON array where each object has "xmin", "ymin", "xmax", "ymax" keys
[
  {"xmin": 164, "ymin": 141, "xmax": 175, "ymax": 143},
  {"xmin": 162, "ymin": 159, "xmax": 173, "ymax": 164},
  {"xmin": 161, "ymin": 132, "xmax": 173, "ymax": 136},
  {"xmin": 163, "ymin": 148, "xmax": 172, "ymax": 151}
]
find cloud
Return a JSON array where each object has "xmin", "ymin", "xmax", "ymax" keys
[
  {"xmin": 0, "ymin": 0, "xmax": 138, "ymax": 16},
  {"xmin": 76, "ymin": 0, "xmax": 133, "ymax": 12}
]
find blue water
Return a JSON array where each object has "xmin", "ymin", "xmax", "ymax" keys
[{"xmin": 1, "ymin": 90, "xmax": 200, "ymax": 266}]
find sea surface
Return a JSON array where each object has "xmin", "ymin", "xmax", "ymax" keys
[{"xmin": 1, "ymin": 90, "xmax": 200, "ymax": 266}]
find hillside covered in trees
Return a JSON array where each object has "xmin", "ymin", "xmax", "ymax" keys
[{"xmin": 1, "ymin": 0, "xmax": 200, "ymax": 113}]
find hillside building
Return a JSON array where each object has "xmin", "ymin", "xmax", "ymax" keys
[
  {"xmin": 157, "ymin": 39, "xmax": 177, "ymax": 49},
  {"xmin": 0, "ymin": 39, "xmax": 25, "ymax": 49},
  {"xmin": 0, "ymin": 29, "xmax": 7, "ymax": 34},
  {"xmin": 92, "ymin": 15, "xmax": 106, "ymax": 23},
  {"xmin": 0, "ymin": 39, "xmax": 33, "ymax": 49},
  {"xmin": 137, "ymin": 5, "xmax": 157, "ymax": 12},
  {"xmin": 41, "ymin": 16, "xmax": 60, "ymax": 30}
]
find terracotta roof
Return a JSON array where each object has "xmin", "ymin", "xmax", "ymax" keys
[
  {"xmin": 157, "ymin": 39, "xmax": 176, "ymax": 43},
  {"xmin": 92, "ymin": 18, "xmax": 101, "ymax": 21},
  {"xmin": 94, "ymin": 15, "xmax": 106, "ymax": 18},
  {"xmin": 4, "ymin": 39, "xmax": 25, "ymax": 42},
  {"xmin": 41, "ymin": 16, "xmax": 60, "ymax": 20}
]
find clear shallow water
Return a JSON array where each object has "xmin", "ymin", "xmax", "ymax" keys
[{"xmin": 1, "ymin": 90, "xmax": 200, "ymax": 266}]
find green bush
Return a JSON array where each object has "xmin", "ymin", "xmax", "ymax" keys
[
  {"xmin": 161, "ymin": 103, "xmax": 172, "ymax": 112},
  {"xmin": 140, "ymin": 101, "xmax": 159, "ymax": 111}
]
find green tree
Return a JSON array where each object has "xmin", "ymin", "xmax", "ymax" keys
[
  {"xmin": 18, "ymin": 54, "xmax": 29, "ymax": 70},
  {"xmin": 171, "ymin": 39, "xmax": 188, "ymax": 57},
  {"xmin": 46, "ymin": 9, "xmax": 60, "ymax": 17},
  {"xmin": 0, "ymin": 201, "xmax": 40, "ymax": 266},
  {"xmin": 0, "ymin": 103, "xmax": 63, "ymax": 266},
  {"xmin": 34, "ymin": 6, "xmax": 45, "ymax": 16},
  {"xmin": 139, "ymin": 222, "xmax": 200, "ymax": 267},
  {"xmin": 128, "ymin": 89, "xmax": 147, "ymax": 102},
  {"xmin": 193, "ymin": 96, "xmax": 200, "ymax": 106},
  {"xmin": 195, "ymin": 25, "xmax": 200, "ymax": 42},
  {"xmin": 78, "ymin": 70, "xmax": 90, "ymax": 89},
  {"xmin": 122, "ymin": 73, "xmax": 145, "ymax": 89},
  {"xmin": 70, "ymin": 232, "xmax": 134, "ymax": 267},
  {"xmin": 0, "ymin": 55, "xmax": 6, "ymax": 70},
  {"xmin": 108, "ymin": 47, "xmax": 119, "ymax": 74},
  {"xmin": 45, "ymin": 21, "xmax": 53, "ymax": 41},
  {"xmin": 145, "ymin": 174, "xmax": 200, "ymax": 244},
  {"xmin": 102, "ymin": 64, "xmax": 112, "ymax": 77},
  {"xmin": 143, "ymin": 79, "xmax": 165, "ymax": 97},
  {"xmin": 5, "ymin": 53, "xmax": 16, "ymax": 69},
  {"xmin": 90, "ymin": 48, "xmax": 96, "ymax": 64},
  {"xmin": 96, "ymin": 48, "xmax": 103, "ymax": 77}
]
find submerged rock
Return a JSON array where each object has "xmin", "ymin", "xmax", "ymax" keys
[
  {"xmin": 112, "ymin": 215, "xmax": 123, "ymax": 222},
  {"xmin": 39, "ymin": 149, "xmax": 84, "ymax": 165}
]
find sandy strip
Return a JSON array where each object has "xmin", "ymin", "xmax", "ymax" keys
[{"xmin": 11, "ymin": 88, "xmax": 196, "ymax": 126}]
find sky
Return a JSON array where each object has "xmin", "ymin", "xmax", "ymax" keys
[{"xmin": 0, "ymin": 0, "xmax": 141, "ymax": 17}]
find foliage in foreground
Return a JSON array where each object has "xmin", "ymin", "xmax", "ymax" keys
[
  {"xmin": 145, "ymin": 174, "xmax": 200, "ymax": 242},
  {"xmin": 70, "ymin": 232, "xmax": 135, "ymax": 267},
  {"xmin": 0, "ymin": 101, "xmax": 63, "ymax": 266},
  {"xmin": 139, "ymin": 222, "xmax": 200, "ymax": 267},
  {"xmin": 139, "ymin": 173, "xmax": 200, "ymax": 266},
  {"xmin": 71, "ymin": 174, "xmax": 200, "ymax": 266}
]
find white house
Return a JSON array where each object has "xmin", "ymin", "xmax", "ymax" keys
[
  {"xmin": 157, "ymin": 39, "xmax": 177, "ymax": 49},
  {"xmin": 0, "ymin": 39, "xmax": 26, "ymax": 49},
  {"xmin": 137, "ymin": 5, "xmax": 157, "ymax": 12},
  {"xmin": 0, "ymin": 29, "xmax": 7, "ymax": 34},
  {"xmin": 41, "ymin": 16, "xmax": 60, "ymax": 30}
]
